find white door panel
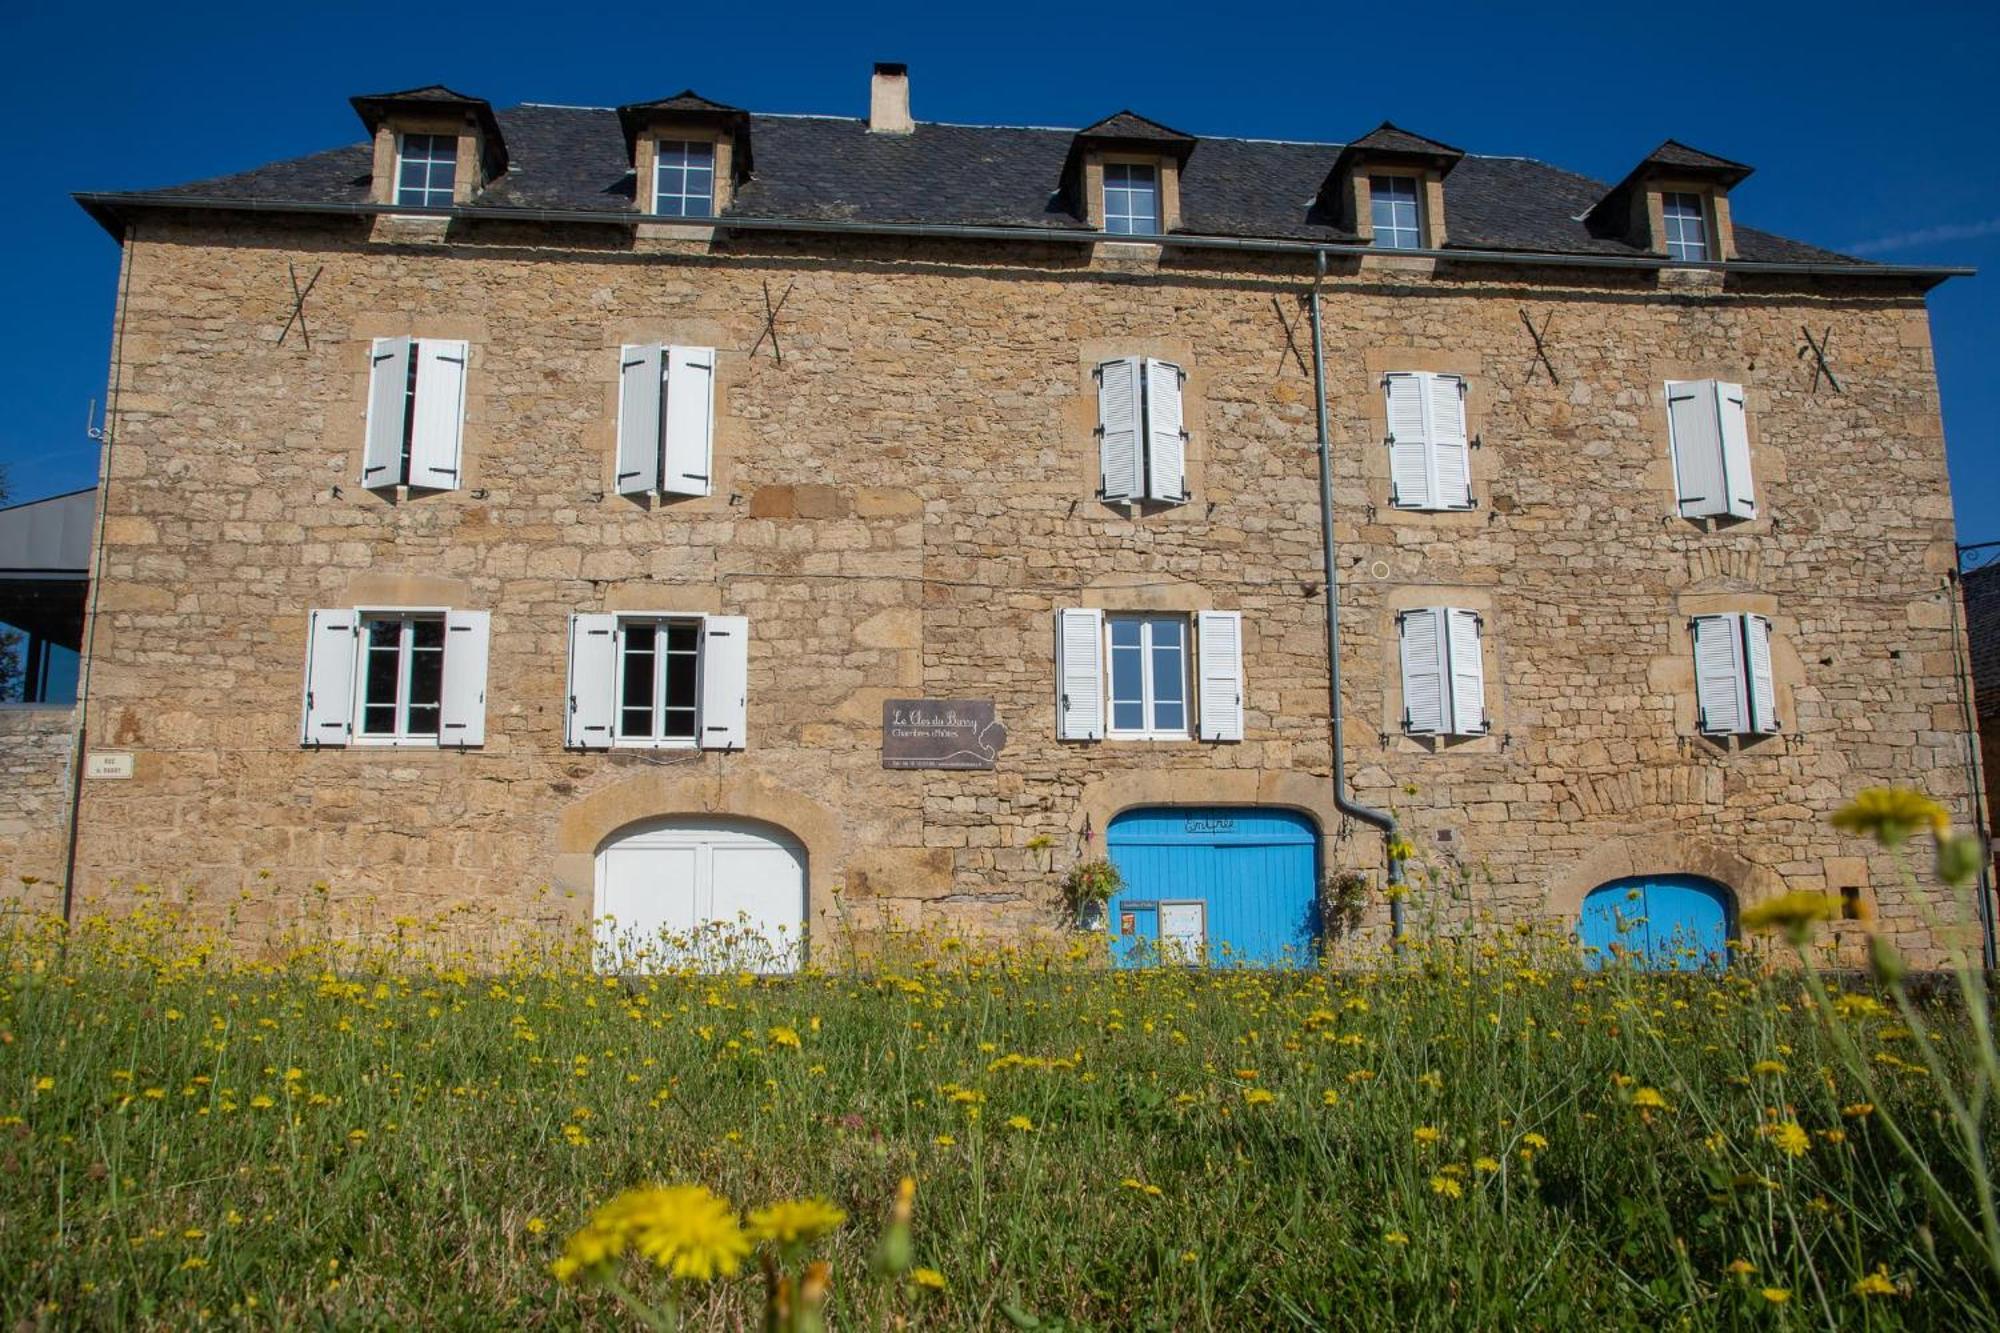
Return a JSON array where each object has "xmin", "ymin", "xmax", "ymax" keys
[{"xmin": 595, "ymin": 819, "xmax": 805, "ymax": 973}]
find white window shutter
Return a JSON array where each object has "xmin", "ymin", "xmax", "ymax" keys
[
  {"xmin": 1446, "ymin": 608, "xmax": 1487, "ymax": 735},
  {"xmin": 699, "ymin": 615, "xmax": 749, "ymax": 750},
  {"xmin": 1744, "ymin": 613, "xmax": 1779, "ymax": 734},
  {"xmin": 438, "ymin": 610, "xmax": 491, "ymax": 748},
  {"xmin": 662, "ymin": 345, "xmax": 716, "ymax": 497},
  {"xmin": 1429, "ymin": 374, "xmax": 1473, "ymax": 510},
  {"xmin": 1096, "ymin": 357, "xmax": 1142, "ymax": 502},
  {"xmin": 1385, "ymin": 373, "xmax": 1432, "ymax": 509},
  {"xmin": 1716, "ymin": 382, "xmax": 1756, "ymax": 519},
  {"xmin": 1056, "ymin": 607, "xmax": 1105, "ymax": 740},
  {"xmin": 1398, "ymin": 606, "xmax": 1448, "ymax": 735},
  {"xmin": 408, "ymin": 339, "xmax": 468, "ymax": 490},
  {"xmin": 616, "ymin": 344, "xmax": 665, "ymax": 496},
  {"xmin": 1195, "ymin": 610, "xmax": 1245, "ymax": 742},
  {"xmin": 1692, "ymin": 613, "xmax": 1747, "ymax": 735},
  {"xmin": 300, "ymin": 609, "xmax": 357, "ymax": 747},
  {"xmin": 1667, "ymin": 379, "xmax": 1726, "ymax": 518},
  {"xmin": 1144, "ymin": 358, "xmax": 1187, "ymax": 503},
  {"xmin": 565, "ymin": 613, "xmax": 617, "ymax": 749},
  {"xmin": 362, "ymin": 338, "xmax": 412, "ymax": 488}
]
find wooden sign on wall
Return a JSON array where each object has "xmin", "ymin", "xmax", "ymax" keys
[{"xmin": 882, "ymin": 700, "xmax": 1007, "ymax": 771}]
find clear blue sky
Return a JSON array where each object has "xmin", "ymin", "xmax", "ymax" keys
[{"xmin": 2, "ymin": 1, "xmax": 1993, "ymax": 541}]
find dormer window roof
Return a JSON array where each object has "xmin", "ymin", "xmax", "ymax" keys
[
  {"xmin": 1063, "ymin": 111, "xmax": 1196, "ymax": 234},
  {"xmin": 616, "ymin": 90, "xmax": 754, "ymax": 180},
  {"xmin": 350, "ymin": 84, "xmax": 507, "ymax": 184},
  {"xmin": 1064, "ymin": 110, "xmax": 1198, "ymax": 177},
  {"xmin": 1318, "ymin": 121, "xmax": 1462, "ymax": 215},
  {"xmin": 1584, "ymin": 139, "xmax": 1754, "ymax": 258}
]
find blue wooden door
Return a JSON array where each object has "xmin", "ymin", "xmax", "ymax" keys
[
  {"xmin": 1105, "ymin": 808, "xmax": 1319, "ymax": 967},
  {"xmin": 1578, "ymin": 875, "xmax": 1732, "ymax": 970}
]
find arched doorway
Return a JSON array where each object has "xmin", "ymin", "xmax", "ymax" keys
[
  {"xmin": 1578, "ymin": 874, "xmax": 1733, "ymax": 971},
  {"xmin": 1105, "ymin": 807, "xmax": 1320, "ymax": 967},
  {"xmin": 594, "ymin": 816, "xmax": 807, "ymax": 973}
]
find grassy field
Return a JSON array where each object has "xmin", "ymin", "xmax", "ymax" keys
[{"xmin": 3, "ymin": 880, "xmax": 1998, "ymax": 1329}]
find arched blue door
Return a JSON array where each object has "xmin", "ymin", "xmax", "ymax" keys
[
  {"xmin": 1105, "ymin": 807, "xmax": 1320, "ymax": 967},
  {"xmin": 1578, "ymin": 875, "xmax": 1733, "ymax": 970}
]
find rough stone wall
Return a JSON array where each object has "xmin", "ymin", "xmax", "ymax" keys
[
  {"xmin": 0, "ymin": 707, "xmax": 74, "ymax": 912},
  {"xmin": 64, "ymin": 218, "xmax": 1985, "ymax": 962}
]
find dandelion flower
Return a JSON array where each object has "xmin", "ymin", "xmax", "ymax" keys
[
  {"xmin": 746, "ymin": 1197, "xmax": 846, "ymax": 1248},
  {"xmin": 934, "ymin": 1134, "xmax": 956, "ymax": 1147},
  {"xmin": 1242, "ymin": 1088, "xmax": 1276, "ymax": 1106},
  {"xmin": 1412, "ymin": 1125, "xmax": 1442, "ymax": 1146},
  {"xmin": 33, "ymin": 1077, "xmax": 53, "ymax": 1093},
  {"xmin": 1853, "ymin": 1266, "xmax": 1897, "ymax": 1297},
  {"xmin": 1521, "ymin": 1133, "xmax": 1548, "ymax": 1152},
  {"xmin": 1830, "ymin": 788, "xmax": 1949, "ymax": 847},
  {"xmin": 1726, "ymin": 1259, "xmax": 1756, "ymax": 1277},
  {"xmin": 1764, "ymin": 1122, "xmax": 1811, "ymax": 1158},
  {"xmin": 1750, "ymin": 1060, "xmax": 1787, "ymax": 1076},
  {"xmin": 1760, "ymin": 1288, "xmax": 1791, "ymax": 1305},
  {"xmin": 1321, "ymin": 1090, "xmax": 1340, "ymax": 1107},
  {"xmin": 1842, "ymin": 1103, "xmax": 1875, "ymax": 1119},
  {"xmin": 249, "ymin": 1095, "xmax": 275, "ymax": 1110},
  {"xmin": 909, "ymin": 1267, "xmax": 947, "ymax": 1291},
  {"xmin": 525, "ymin": 1217, "xmax": 548, "ymax": 1236},
  {"xmin": 1006, "ymin": 1115, "xmax": 1034, "ymax": 1132},
  {"xmin": 1384, "ymin": 1231, "xmax": 1410, "ymax": 1246},
  {"xmin": 1473, "ymin": 1157, "xmax": 1500, "ymax": 1174},
  {"xmin": 1631, "ymin": 1087, "xmax": 1670, "ymax": 1110},
  {"xmin": 1429, "ymin": 1175, "xmax": 1463, "ymax": 1199},
  {"xmin": 766, "ymin": 1026, "xmax": 802, "ymax": 1050},
  {"xmin": 557, "ymin": 1183, "xmax": 750, "ymax": 1283}
]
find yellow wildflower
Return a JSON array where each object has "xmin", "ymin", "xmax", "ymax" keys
[
  {"xmin": 1384, "ymin": 1231, "xmax": 1410, "ymax": 1246},
  {"xmin": 1842, "ymin": 1103, "xmax": 1875, "ymax": 1119},
  {"xmin": 1321, "ymin": 1090, "xmax": 1340, "ymax": 1107},
  {"xmin": 766, "ymin": 1026, "xmax": 802, "ymax": 1050},
  {"xmin": 556, "ymin": 1183, "xmax": 750, "ymax": 1283},
  {"xmin": 1830, "ymin": 788, "xmax": 1949, "ymax": 847},
  {"xmin": 934, "ymin": 1134, "xmax": 956, "ymax": 1147},
  {"xmin": 1429, "ymin": 1175, "xmax": 1463, "ymax": 1199},
  {"xmin": 1764, "ymin": 1121, "xmax": 1811, "ymax": 1158},
  {"xmin": 1473, "ymin": 1157, "xmax": 1500, "ymax": 1174},
  {"xmin": 1631, "ymin": 1087, "xmax": 1669, "ymax": 1110},
  {"xmin": 1741, "ymin": 892, "xmax": 1839, "ymax": 940},
  {"xmin": 1242, "ymin": 1088, "xmax": 1276, "ymax": 1106},
  {"xmin": 746, "ymin": 1197, "xmax": 846, "ymax": 1248},
  {"xmin": 909, "ymin": 1267, "xmax": 947, "ymax": 1291},
  {"xmin": 1852, "ymin": 1266, "xmax": 1897, "ymax": 1297},
  {"xmin": 1750, "ymin": 1060, "xmax": 1786, "ymax": 1076},
  {"xmin": 1761, "ymin": 1288, "xmax": 1791, "ymax": 1305},
  {"xmin": 1522, "ymin": 1133, "xmax": 1548, "ymax": 1152},
  {"xmin": 525, "ymin": 1217, "xmax": 548, "ymax": 1235},
  {"xmin": 1726, "ymin": 1259, "xmax": 1756, "ymax": 1277},
  {"xmin": 1006, "ymin": 1115, "xmax": 1034, "ymax": 1132},
  {"xmin": 1413, "ymin": 1125, "xmax": 1442, "ymax": 1146}
]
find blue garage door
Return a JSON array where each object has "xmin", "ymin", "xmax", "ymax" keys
[
  {"xmin": 1106, "ymin": 807, "xmax": 1320, "ymax": 967},
  {"xmin": 1578, "ymin": 875, "xmax": 1733, "ymax": 971}
]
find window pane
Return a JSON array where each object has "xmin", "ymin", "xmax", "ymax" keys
[
  {"xmin": 361, "ymin": 620, "xmax": 400, "ymax": 734},
  {"xmin": 406, "ymin": 619, "xmax": 443, "ymax": 737},
  {"xmin": 619, "ymin": 623, "xmax": 657, "ymax": 738}
]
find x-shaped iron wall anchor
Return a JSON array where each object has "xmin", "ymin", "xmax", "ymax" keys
[
  {"xmin": 749, "ymin": 278, "xmax": 795, "ymax": 365},
  {"xmin": 1271, "ymin": 294, "xmax": 1310, "ymax": 378},
  {"xmin": 278, "ymin": 262, "xmax": 323, "ymax": 349},
  {"xmin": 1798, "ymin": 325, "xmax": 1842, "ymax": 394},
  {"xmin": 1519, "ymin": 307, "xmax": 1558, "ymax": 385}
]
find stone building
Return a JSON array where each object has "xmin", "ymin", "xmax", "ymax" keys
[{"xmin": 34, "ymin": 66, "xmax": 1988, "ymax": 965}]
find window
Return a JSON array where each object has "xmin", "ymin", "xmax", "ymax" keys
[
  {"xmin": 616, "ymin": 618, "xmax": 702, "ymax": 744},
  {"xmin": 0, "ymin": 622, "xmax": 78, "ymax": 704},
  {"xmin": 1096, "ymin": 356, "xmax": 1186, "ymax": 504},
  {"xmin": 566, "ymin": 613, "xmax": 748, "ymax": 750},
  {"xmin": 1370, "ymin": 175, "xmax": 1422, "ymax": 249},
  {"xmin": 653, "ymin": 140, "xmax": 715, "ymax": 217},
  {"xmin": 617, "ymin": 344, "xmax": 718, "ymax": 497},
  {"xmin": 1384, "ymin": 372, "xmax": 1472, "ymax": 510},
  {"xmin": 395, "ymin": 133, "xmax": 458, "ymax": 208},
  {"xmin": 1665, "ymin": 379, "xmax": 1755, "ymax": 520},
  {"xmin": 300, "ymin": 608, "xmax": 489, "ymax": 748},
  {"xmin": 1661, "ymin": 192, "xmax": 1709, "ymax": 262},
  {"xmin": 363, "ymin": 338, "xmax": 468, "ymax": 490},
  {"xmin": 1055, "ymin": 608, "xmax": 1244, "ymax": 742},
  {"xmin": 1691, "ymin": 613, "xmax": 1779, "ymax": 737},
  {"xmin": 1399, "ymin": 607, "xmax": 1487, "ymax": 738},
  {"xmin": 1103, "ymin": 162, "xmax": 1160, "ymax": 235}
]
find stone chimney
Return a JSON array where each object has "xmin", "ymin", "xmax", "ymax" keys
[{"xmin": 868, "ymin": 62, "xmax": 913, "ymax": 134}]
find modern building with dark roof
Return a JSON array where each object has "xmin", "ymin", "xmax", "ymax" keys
[{"xmin": 27, "ymin": 63, "xmax": 1989, "ymax": 969}]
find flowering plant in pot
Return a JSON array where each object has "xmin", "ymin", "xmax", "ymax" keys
[{"xmin": 1061, "ymin": 858, "xmax": 1122, "ymax": 929}]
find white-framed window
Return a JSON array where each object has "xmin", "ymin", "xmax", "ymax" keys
[
  {"xmin": 616, "ymin": 344, "xmax": 717, "ymax": 497},
  {"xmin": 1665, "ymin": 379, "xmax": 1755, "ymax": 520},
  {"xmin": 1661, "ymin": 192, "xmax": 1709, "ymax": 262},
  {"xmin": 363, "ymin": 338, "xmax": 468, "ymax": 491},
  {"xmin": 395, "ymin": 133, "xmax": 458, "ymax": 208},
  {"xmin": 653, "ymin": 140, "xmax": 716, "ymax": 217},
  {"xmin": 1103, "ymin": 162, "xmax": 1160, "ymax": 235},
  {"xmin": 1055, "ymin": 608, "xmax": 1244, "ymax": 743},
  {"xmin": 1692, "ymin": 612, "xmax": 1779, "ymax": 737},
  {"xmin": 300, "ymin": 607, "xmax": 489, "ymax": 749},
  {"xmin": 1370, "ymin": 175, "xmax": 1422, "ymax": 249},
  {"xmin": 1384, "ymin": 372, "xmax": 1473, "ymax": 510},
  {"xmin": 1096, "ymin": 356, "xmax": 1186, "ymax": 503},
  {"xmin": 566, "ymin": 613, "xmax": 747, "ymax": 751},
  {"xmin": 1398, "ymin": 606, "xmax": 1487, "ymax": 738}
]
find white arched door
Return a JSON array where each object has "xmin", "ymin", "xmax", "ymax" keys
[{"xmin": 595, "ymin": 818, "xmax": 806, "ymax": 973}]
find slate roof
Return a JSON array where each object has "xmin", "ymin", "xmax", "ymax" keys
[
  {"xmin": 1342, "ymin": 122, "xmax": 1465, "ymax": 160},
  {"xmin": 85, "ymin": 102, "xmax": 1874, "ymax": 266},
  {"xmin": 1641, "ymin": 139, "xmax": 1755, "ymax": 184},
  {"xmin": 1075, "ymin": 111, "xmax": 1198, "ymax": 143}
]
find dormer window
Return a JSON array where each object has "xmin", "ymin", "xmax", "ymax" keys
[
  {"xmin": 1370, "ymin": 176, "xmax": 1423, "ymax": 250},
  {"xmin": 1103, "ymin": 162, "xmax": 1160, "ymax": 235},
  {"xmin": 1662, "ymin": 191, "xmax": 1709, "ymax": 262},
  {"xmin": 653, "ymin": 140, "xmax": 716, "ymax": 217},
  {"xmin": 395, "ymin": 133, "xmax": 458, "ymax": 207}
]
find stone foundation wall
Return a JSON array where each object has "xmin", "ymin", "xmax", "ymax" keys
[
  {"xmin": 67, "ymin": 219, "xmax": 1985, "ymax": 962},
  {"xmin": 0, "ymin": 706, "xmax": 74, "ymax": 914}
]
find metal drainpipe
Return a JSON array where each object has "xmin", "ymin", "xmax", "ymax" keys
[{"xmin": 1307, "ymin": 251, "xmax": 1404, "ymax": 942}]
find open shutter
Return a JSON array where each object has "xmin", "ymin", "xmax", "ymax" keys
[
  {"xmin": 1385, "ymin": 373, "xmax": 1432, "ymax": 509},
  {"xmin": 1692, "ymin": 613, "xmax": 1747, "ymax": 735},
  {"xmin": 438, "ymin": 610, "xmax": 490, "ymax": 748},
  {"xmin": 1096, "ymin": 357, "xmax": 1142, "ymax": 502},
  {"xmin": 1144, "ymin": 358, "xmax": 1187, "ymax": 503},
  {"xmin": 661, "ymin": 345, "xmax": 715, "ymax": 497},
  {"xmin": 616, "ymin": 344, "xmax": 665, "ymax": 496},
  {"xmin": 300, "ymin": 608, "xmax": 357, "ymax": 747},
  {"xmin": 1398, "ymin": 607, "xmax": 1448, "ymax": 735},
  {"xmin": 1056, "ymin": 608, "xmax": 1105, "ymax": 740},
  {"xmin": 362, "ymin": 337, "xmax": 412, "ymax": 488},
  {"xmin": 1195, "ymin": 610, "xmax": 1244, "ymax": 742},
  {"xmin": 1716, "ymin": 382, "xmax": 1756, "ymax": 519},
  {"xmin": 699, "ymin": 615, "xmax": 748, "ymax": 750},
  {"xmin": 1429, "ymin": 374, "xmax": 1473, "ymax": 510},
  {"xmin": 1446, "ymin": 608, "xmax": 1487, "ymax": 735},
  {"xmin": 1667, "ymin": 379, "xmax": 1726, "ymax": 518},
  {"xmin": 1744, "ymin": 613, "xmax": 1778, "ymax": 734},
  {"xmin": 408, "ymin": 339, "xmax": 468, "ymax": 490},
  {"xmin": 566, "ymin": 613, "xmax": 616, "ymax": 749}
]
